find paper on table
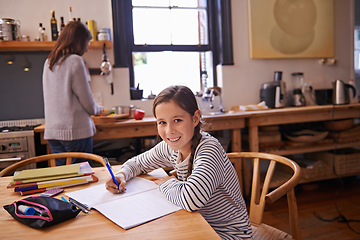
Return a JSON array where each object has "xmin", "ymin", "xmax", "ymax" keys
[
  {"xmin": 95, "ymin": 189, "xmax": 181, "ymax": 229},
  {"xmin": 65, "ymin": 168, "xmax": 181, "ymax": 229},
  {"xmin": 66, "ymin": 177, "xmax": 159, "ymax": 208}
]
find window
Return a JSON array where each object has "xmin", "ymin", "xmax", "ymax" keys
[{"xmin": 112, "ymin": 0, "xmax": 233, "ymax": 99}]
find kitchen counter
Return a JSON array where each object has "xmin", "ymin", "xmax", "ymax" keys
[{"xmin": 34, "ymin": 113, "xmax": 246, "ymax": 152}]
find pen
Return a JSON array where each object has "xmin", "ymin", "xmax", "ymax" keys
[
  {"xmin": 103, "ymin": 157, "xmax": 120, "ymax": 191},
  {"xmin": 69, "ymin": 197, "xmax": 90, "ymax": 211},
  {"xmin": 69, "ymin": 198, "xmax": 88, "ymax": 214}
]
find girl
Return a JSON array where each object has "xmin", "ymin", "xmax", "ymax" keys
[
  {"xmin": 106, "ymin": 85, "xmax": 252, "ymax": 239},
  {"xmin": 42, "ymin": 21, "xmax": 104, "ymax": 165}
]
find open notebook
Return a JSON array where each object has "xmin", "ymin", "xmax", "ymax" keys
[{"xmin": 65, "ymin": 169, "xmax": 181, "ymax": 229}]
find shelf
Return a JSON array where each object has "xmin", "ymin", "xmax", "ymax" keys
[
  {"xmin": 261, "ymin": 140, "xmax": 360, "ymax": 156},
  {"xmin": 269, "ymin": 166, "xmax": 360, "ymax": 189},
  {"xmin": 0, "ymin": 40, "xmax": 112, "ymax": 52}
]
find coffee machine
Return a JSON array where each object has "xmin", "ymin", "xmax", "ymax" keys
[{"xmin": 260, "ymin": 71, "xmax": 286, "ymax": 108}]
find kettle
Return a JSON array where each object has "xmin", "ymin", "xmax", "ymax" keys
[{"xmin": 332, "ymin": 79, "xmax": 356, "ymax": 105}]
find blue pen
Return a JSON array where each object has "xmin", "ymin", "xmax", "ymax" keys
[{"xmin": 103, "ymin": 157, "xmax": 120, "ymax": 190}]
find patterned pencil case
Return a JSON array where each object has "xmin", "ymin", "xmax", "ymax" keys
[{"xmin": 3, "ymin": 196, "xmax": 81, "ymax": 229}]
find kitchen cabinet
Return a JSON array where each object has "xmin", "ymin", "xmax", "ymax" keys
[{"xmin": 0, "ymin": 40, "xmax": 112, "ymax": 52}]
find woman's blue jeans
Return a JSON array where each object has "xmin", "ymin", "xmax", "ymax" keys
[{"xmin": 48, "ymin": 137, "xmax": 93, "ymax": 165}]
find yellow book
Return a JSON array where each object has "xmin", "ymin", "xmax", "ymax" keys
[
  {"xmin": 12, "ymin": 164, "xmax": 80, "ymax": 181},
  {"xmin": 38, "ymin": 177, "xmax": 89, "ymax": 188}
]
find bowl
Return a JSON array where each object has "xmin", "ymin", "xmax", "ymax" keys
[
  {"xmin": 323, "ymin": 119, "xmax": 354, "ymax": 131},
  {"xmin": 284, "ymin": 130, "xmax": 328, "ymax": 142}
]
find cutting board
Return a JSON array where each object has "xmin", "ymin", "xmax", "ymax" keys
[{"xmin": 92, "ymin": 114, "xmax": 129, "ymax": 124}]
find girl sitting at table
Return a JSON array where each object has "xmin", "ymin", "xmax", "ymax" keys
[{"xmin": 105, "ymin": 85, "xmax": 252, "ymax": 239}]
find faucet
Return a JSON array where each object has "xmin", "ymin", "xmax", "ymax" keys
[{"xmin": 202, "ymin": 87, "xmax": 224, "ymax": 113}]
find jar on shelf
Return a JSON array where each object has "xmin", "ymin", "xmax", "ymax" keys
[{"xmin": 97, "ymin": 29, "xmax": 110, "ymax": 41}]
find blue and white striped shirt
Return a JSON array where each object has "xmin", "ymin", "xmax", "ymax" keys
[{"xmin": 118, "ymin": 132, "xmax": 252, "ymax": 239}]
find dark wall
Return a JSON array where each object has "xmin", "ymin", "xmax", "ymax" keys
[
  {"xmin": 0, "ymin": 53, "xmax": 48, "ymax": 121},
  {"xmin": 355, "ymin": 0, "xmax": 360, "ymax": 26}
]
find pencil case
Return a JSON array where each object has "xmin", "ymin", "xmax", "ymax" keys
[{"xmin": 3, "ymin": 196, "xmax": 81, "ymax": 229}]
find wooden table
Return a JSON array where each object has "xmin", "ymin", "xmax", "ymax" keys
[
  {"xmin": 35, "ymin": 114, "xmax": 246, "ymax": 152},
  {"xmin": 0, "ymin": 166, "xmax": 220, "ymax": 240}
]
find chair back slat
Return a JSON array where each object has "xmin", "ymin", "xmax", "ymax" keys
[{"xmin": 66, "ymin": 157, "xmax": 72, "ymax": 165}]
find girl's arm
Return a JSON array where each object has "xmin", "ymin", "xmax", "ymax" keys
[
  {"xmin": 159, "ymin": 140, "xmax": 225, "ymax": 212},
  {"xmin": 116, "ymin": 141, "xmax": 174, "ymax": 181}
]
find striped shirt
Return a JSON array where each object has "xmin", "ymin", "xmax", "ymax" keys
[{"xmin": 117, "ymin": 132, "xmax": 252, "ymax": 239}]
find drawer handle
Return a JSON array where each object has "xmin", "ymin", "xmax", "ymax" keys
[{"xmin": 0, "ymin": 157, "xmax": 22, "ymax": 162}]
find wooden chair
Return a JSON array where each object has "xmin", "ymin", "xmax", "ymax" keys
[
  {"xmin": 0, "ymin": 152, "xmax": 106, "ymax": 177},
  {"xmin": 227, "ymin": 152, "xmax": 302, "ymax": 240}
]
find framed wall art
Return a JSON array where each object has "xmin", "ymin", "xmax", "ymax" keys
[{"xmin": 248, "ymin": 0, "xmax": 334, "ymax": 59}]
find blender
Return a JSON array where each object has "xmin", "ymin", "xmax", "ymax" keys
[{"xmin": 291, "ymin": 72, "xmax": 306, "ymax": 106}]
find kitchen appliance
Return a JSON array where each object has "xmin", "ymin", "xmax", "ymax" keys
[
  {"xmin": 0, "ymin": 18, "xmax": 21, "ymax": 41},
  {"xmin": 0, "ymin": 119, "xmax": 41, "ymax": 171},
  {"xmin": 201, "ymin": 87, "xmax": 225, "ymax": 114},
  {"xmin": 291, "ymin": 72, "xmax": 306, "ymax": 106},
  {"xmin": 332, "ymin": 79, "xmax": 356, "ymax": 105},
  {"xmin": 260, "ymin": 71, "xmax": 285, "ymax": 108},
  {"xmin": 292, "ymin": 89, "xmax": 306, "ymax": 106},
  {"xmin": 314, "ymin": 89, "xmax": 333, "ymax": 105}
]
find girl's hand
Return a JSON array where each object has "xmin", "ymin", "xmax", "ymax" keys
[
  {"xmin": 153, "ymin": 175, "xmax": 176, "ymax": 185},
  {"xmin": 105, "ymin": 172, "xmax": 127, "ymax": 194}
]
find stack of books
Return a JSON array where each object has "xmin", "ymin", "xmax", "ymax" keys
[{"xmin": 7, "ymin": 162, "xmax": 98, "ymax": 195}]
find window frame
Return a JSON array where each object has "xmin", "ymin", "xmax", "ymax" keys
[{"xmin": 111, "ymin": 0, "xmax": 233, "ymax": 96}]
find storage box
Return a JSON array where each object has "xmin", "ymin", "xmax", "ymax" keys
[
  {"xmin": 277, "ymin": 154, "xmax": 333, "ymax": 180},
  {"xmin": 299, "ymin": 154, "xmax": 333, "ymax": 180},
  {"xmin": 308, "ymin": 149, "xmax": 360, "ymax": 176}
]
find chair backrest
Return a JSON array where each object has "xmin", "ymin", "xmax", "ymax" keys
[
  {"xmin": 227, "ymin": 152, "xmax": 302, "ymax": 240},
  {"xmin": 0, "ymin": 152, "xmax": 106, "ymax": 177}
]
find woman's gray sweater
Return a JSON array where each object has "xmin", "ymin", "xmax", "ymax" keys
[{"xmin": 42, "ymin": 54, "xmax": 103, "ymax": 141}]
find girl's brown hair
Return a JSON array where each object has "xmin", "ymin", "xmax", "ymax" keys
[
  {"xmin": 47, "ymin": 21, "xmax": 92, "ymax": 70},
  {"xmin": 152, "ymin": 85, "xmax": 202, "ymax": 178}
]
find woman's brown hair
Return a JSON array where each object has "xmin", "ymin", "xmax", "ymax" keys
[
  {"xmin": 47, "ymin": 21, "xmax": 92, "ymax": 70},
  {"xmin": 152, "ymin": 85, "xmax": 202, "ymax": 178}
]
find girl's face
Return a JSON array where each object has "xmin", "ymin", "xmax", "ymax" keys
[{"xmin": 155, "ymin": 100, "xmax": 200, "ymax": 159}]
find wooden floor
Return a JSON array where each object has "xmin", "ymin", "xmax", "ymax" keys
[{"xmin": 262, "ymin": 176, "xmax": 360, "ymax": 240}]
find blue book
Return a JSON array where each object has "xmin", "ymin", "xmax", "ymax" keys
[{"xmin": 14, "ymin": 185, "xmax": 38, "ymax": 192}]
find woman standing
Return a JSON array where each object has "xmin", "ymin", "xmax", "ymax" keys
[{"xmin": 42, "ymin": 21, "xmax": 104, "ymax": 165}]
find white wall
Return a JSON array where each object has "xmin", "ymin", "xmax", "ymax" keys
[
  {"xmin": 223, "ymin": 0, "xmax": 354, "ymax": 106},
  {"xmin": 1, "ymin": 0, "xmax": 354, "ymax": 116}
]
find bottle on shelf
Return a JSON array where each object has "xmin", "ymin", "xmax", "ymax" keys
[
  {"xmin": 50, "ymin": 10, "xmax": 58, "ymax": 41},
  {"xmin": 68, "ymin": 6, "xmax": 73, "ymax": 23},
  {"xmin": 41, "ymin": 27, "xmax": 48, "ymax": 41},
  {"xmin": 38, "ymin": 23, "xmax": 43, "ymax": 41},
  {"xmin": 60, "ymin": 17, "xmax": 65, "ymax": 33}
]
